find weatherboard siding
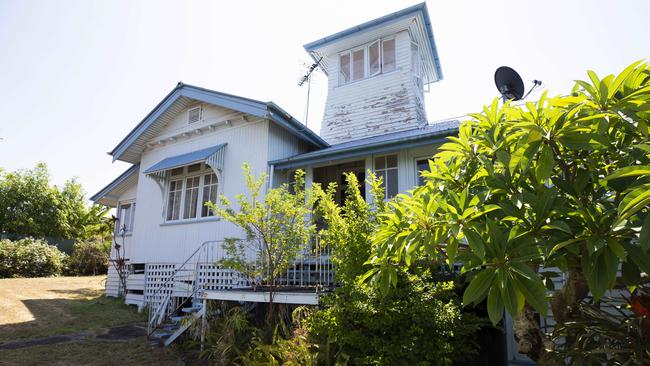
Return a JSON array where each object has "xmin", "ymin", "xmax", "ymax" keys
[
  {"xmin": 320, "ymin": 31, "xmax": 427, "ymax": 144},
  {"xmin": 129, "ymin": 110, "xmax": 271, "ymax": 264}
]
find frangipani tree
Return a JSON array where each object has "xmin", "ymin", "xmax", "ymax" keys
[{"xmin": 364, "ymin": 61, "xmax": 650, "ymax": 364}]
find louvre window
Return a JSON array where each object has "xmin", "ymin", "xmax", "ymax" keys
[{"xmin": 188, "ymin": 107, "xmax": 201, "ymax": 124}]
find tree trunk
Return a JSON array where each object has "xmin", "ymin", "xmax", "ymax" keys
[
  {"xmin": 513, "ymin": 265, "xmax": 590, "ymax": 364},
  {"xmin": 550, "ymin": 267, "xmax": 589, "ymax": 323},
  {"xmin": 512, "ymin": 305, "xmax": 555, "ymax": 364}
]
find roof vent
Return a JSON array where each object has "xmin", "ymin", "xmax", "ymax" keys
[{"xmin": 188, "ymin": 107, "xmax": 201, "ymax": 124}]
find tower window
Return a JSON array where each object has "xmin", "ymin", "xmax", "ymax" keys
[{"xmin": 338, "ymin": 37, "xmax": 397, "ymax": 86}]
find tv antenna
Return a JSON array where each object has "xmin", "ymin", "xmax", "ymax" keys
[
  {"xmin": 494, "ymin": 66, "xmax": 542, "ymax": 103},
  {"xmin": 298, "ymin": 56, "xmax": 323, "ymax": 127}
]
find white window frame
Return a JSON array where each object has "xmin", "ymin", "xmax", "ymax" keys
[
  {"xmin": 116, "ymin": 200, "xmax": 136, "ymax": 235},
  {"xmin": 374, "ymin": 154, "xmax": 399, "ymax": 200},
  {"xmin": 338, "ymin": 36, "xmax": 397, "ymax": 86},
  {"xmin": 164, "ymin": 164, "xmax": 220, "ymax": 223}
]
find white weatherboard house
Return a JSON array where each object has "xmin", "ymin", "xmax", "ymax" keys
[{"xmin": 92, "ymin": 3, "xmax": 463, "ymax": 347}]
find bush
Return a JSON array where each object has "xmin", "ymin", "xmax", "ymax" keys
[
  {"xmin": 64, "ymin": 238, "xmax": 110, "ymax": 275},
  {"xmin": 307, "ymin": 270, "xmax": 484, "ymax": 366},
  {"xmin": 0, "ymin": 238, "xmax": 66, "ymax": 278}
]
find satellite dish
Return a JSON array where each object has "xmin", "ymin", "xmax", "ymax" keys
[{"xmin": 495, "ymin": 66, "xmax": 525, "ymax": 101}]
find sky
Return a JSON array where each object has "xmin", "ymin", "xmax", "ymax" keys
[{"xmin": 0, "ymin": 0, "xmax": 648, "ymax": 199}]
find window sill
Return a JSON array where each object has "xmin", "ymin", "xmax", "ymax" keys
[
  {"xmin": 160, "ymin": 217, "xmax": 221, "ymax": 227},
  {"xmin": 115, "ymin": 232, "xmax": 133, "ymax": 237}
]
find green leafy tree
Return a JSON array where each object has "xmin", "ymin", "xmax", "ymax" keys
[
  {"xmin": 208, "ymin": 164, "xmax": 317, "ymax": 328},
  {"xmin": 0, "ymin": 163, "xmax": 111, "ymax": 241},
  {"xmin": 365, "ymin": 61, "xmax": 650, "ymax": 364},
  {"xmin": 0, "ymin": 163, "xmax": 66, "ymax": 238}
]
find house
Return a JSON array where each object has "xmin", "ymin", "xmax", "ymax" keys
[{"xmin": 91, "ymin": 2, "xmax": 463, "ymax": 347}]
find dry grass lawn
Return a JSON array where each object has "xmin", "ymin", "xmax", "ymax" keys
[{"xmin": 0, "ymin": 276, "xmax": 184, "ymax": 366}]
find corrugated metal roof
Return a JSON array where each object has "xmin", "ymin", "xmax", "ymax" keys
[
  {"xmin": 90, "ymin": 164, "xmax": 139, "ymax": 207},
  {"xmin": 110, "ymin": 83, "xmax": 327, "ymax": 164},
  {"xmin": 143, "ymin": 144, "xmax": 227, "ymax": 174},
  {"xmin": 303, "ymin": 2, "xmax": 443, "ymax": 83},
  {"xmin": 270, "ymin": 120, "xmax": 460, "ymax": 170}
]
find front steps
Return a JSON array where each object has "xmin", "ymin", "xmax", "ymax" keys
[{"xmin": 149, "ymin": 303, "xmax": 205, "ymax": 347}]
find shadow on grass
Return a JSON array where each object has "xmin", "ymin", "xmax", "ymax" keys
[{"xmin": 0, "ymin": 293, "xmax": 143, "ymax": 344}]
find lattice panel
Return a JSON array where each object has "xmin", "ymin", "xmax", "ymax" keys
[
  {"xmin": 144, "ymin": 264, "xmax": 176, "ymax": 315},
  {"xmin": 196, "ymin": 263, "xmax": 249, "ymax": 290}
]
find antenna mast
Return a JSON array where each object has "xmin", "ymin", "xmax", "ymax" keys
[{"xmin": 298, "ymin": 56, "xmax": 323, "ymax": 127}]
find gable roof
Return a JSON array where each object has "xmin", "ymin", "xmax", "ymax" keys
[
  {"xmin": 110, "ymin": 83, "xmax": 328, "ymax": 163},
  {"xmin": 303, "ymin": 2, "xmax": 443, "ymax": 83},
  {"xmin": 90, "ymin": 164, "xmax": 139, "ymax": 207},
  {"xmin": 270, "ymin": 120, "xmax": 460, "ymax": 170}
]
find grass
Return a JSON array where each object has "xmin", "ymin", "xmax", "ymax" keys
[
  {"xmin": 0, "ymin": 339, "xmax": 183, "ymax": 366},
  {"xmin": 0, "ymin": 276, "xmax": 140, "ymax": 343},
  {"xmin": 0, "ymin": 276, "xmax": 184, "ymax": 365}
]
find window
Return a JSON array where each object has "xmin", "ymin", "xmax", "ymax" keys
[
  {"xmin": 352, "ymin": 49, "xmax": 365, "ymax": 81},
  {"xmin": 183, "ymin": 176, "xmax": 200, "ymax": 219},
  {"xmin": 117, "ymin": 202, "xmax": 136, "ymax": 234},
  {"xmin": 375, "ymin": 154, "xmax": 398, "ymax": 199},
  {"xmin": 338, "ymin": 37, "xmax": 397, "ymax": 85},
  {"xmin": 201, "ymin": 173, "xmax": 218, "ymax": 217},
  {"xmin": 165, "ymin": 164, "xmax": 220, "ymax": 222},
  {"xmin": 339, "ymin": 53, "xmax": 351, "ymax": 84},
  {"xmin": 382, "ymin": 39, "xmax": 396, "ymax": 72},
  {"xmin": 167, "ymin": 179, "xmax": 183, "ymax": 221},
  {"xmin": 411, "ymin": 42, "xmax": 422, "ymax": 90},
  {"xmin": 188, "ymin": 107, "xmax": 201, "ymax": 124},
  {"xmin": 368, "ymin": 41, "xmax": 380, "ymax": 76},
  {"xmin": 415, "ymin": 158, "xmax": 430, "ymax": 186}
]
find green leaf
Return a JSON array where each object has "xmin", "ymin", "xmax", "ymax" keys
[
  {"xmin": 619, "ymin": 185, "xmax": 650, "ymax": 220},
  {"xmin": 605, "ymin": 166, "xmax": 650, "ymax": 181},
  {"xmin": 500, "ymin": 271, "xmax": 523, "ymax": 316},
  {"xmin": 536, "ymin": 144, "xmax": 554, "ymax": 182},
  {"xmin": 463, "ymin": 268, "xmax": 496, "ymax": 306},
  {"xmin": 624, "ymin": 242, "xmax": 650, "ymax": 273},
  {"xmin": 487, "ymin": 285, "xmax": 504, "ymax": 325},
  {"xmin": 558, "ymin": 133, "xmax": 608, "ymax": 150},
  {"xmin": 541, "ymin": 221, "xmax": 573, "ymax": 235},
  {"xmin": 582, "ymin": 249, "xmax": 618, "ymax": 301},
  {"xmin": 640, "ymin": 214, "xmax": 650, "ymax": 252},
  {"xmin": 609, "ymin": 60, "xmax": 644, "ymax": 98},
  {"xmin": 463, "ymin": 228, "xmax": 486, "ymax": 260},
  {"xmin": 510, "ymin": 262, "xmax": 548, "ymax": 316}
]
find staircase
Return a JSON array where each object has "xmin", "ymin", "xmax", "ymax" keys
[
  {"xmin": 145, "ymin": 237, "xmax": 334, "ymax": 347},
  {"xmin": 146, "ymin": 240, "xmax": 223, "ymax": 347}
]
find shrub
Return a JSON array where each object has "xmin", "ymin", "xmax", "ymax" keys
[
  {"xmin": 307, "ymin": 270, "xmax": 484, "ymax": 366},
  {"xmin": 0, "ymin": 238, "xmax": 65, "ymax": 278},
  {"xmin": 64, "ymin": 238, "xmax": 110, "ymax": 275}
]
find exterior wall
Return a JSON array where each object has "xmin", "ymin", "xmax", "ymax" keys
[
  {"xmin": 320, "ymin": 31, "xmax": 427, "ymax": 144},
  {"xmin": 296, "ymin": 144, "xmax": 440, "ymax": 204},
  {"xmin": 130, "ymin": 113, "xmax": 271, "ymax": 264},
  {"xmin": 268, "ymin": 123, "xmax": 313, "ymax": 187}
]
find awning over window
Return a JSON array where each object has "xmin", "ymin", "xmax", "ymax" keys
[{"xmin": 144, "ymin": 143, "xmax": 227, "ymax": 176}]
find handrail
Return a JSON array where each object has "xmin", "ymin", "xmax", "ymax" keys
[{"xmin": 147, "ymin": 240, "xmax": 223, "ymax": 335}]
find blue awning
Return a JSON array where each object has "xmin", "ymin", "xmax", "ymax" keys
[{"xmin": 144, "ymin": 143, "xmax": 227, "ymax": 175}]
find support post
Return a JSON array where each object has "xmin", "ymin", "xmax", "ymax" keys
[{"xmin": 200, "ymin": 298, "xmax": 207, "ymax": 351}]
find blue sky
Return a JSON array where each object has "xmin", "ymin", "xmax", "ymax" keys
[{"xmin": 0, "ymin": 0, "xmax": 648, "ymax": 198}]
